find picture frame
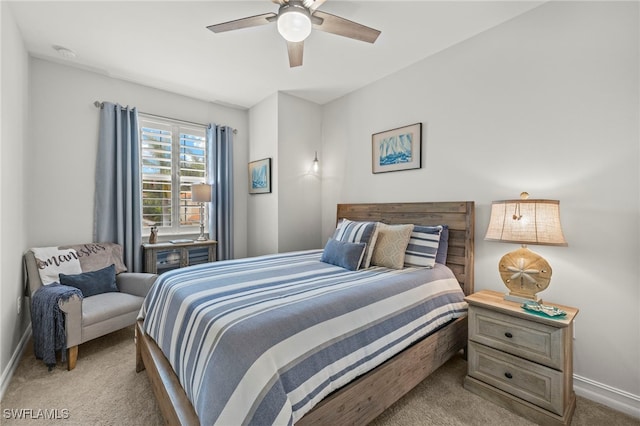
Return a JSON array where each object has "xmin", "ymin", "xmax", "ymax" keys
[
  {"xmin": 372, "ymin": 123, "xmax": 422, "ymax": 174},
  {"xmin": 248, "ymin": 158, "xmax": 272, "ymax": 194}
]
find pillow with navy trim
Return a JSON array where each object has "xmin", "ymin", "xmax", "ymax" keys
[
  {"xmin": 332, "ymin": 219, "xmax": 379, "ymax": 268},
  {"xmin": 436, "ymin": 225, "xmax": 449, "ymax": 264},
  {"xmin": 404, "ymin": 225, "xmax": 442, "ymax": 268},
  {"xmin": 59, "ymin": 264, "xmax": 118, "ymax": 297},
  {"xmin": 320, "ymin": 238, "xmax": 366, "ymax": 271}
]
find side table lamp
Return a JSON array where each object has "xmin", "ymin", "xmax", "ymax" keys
[
  {"xmin": 485, "ymin": 192, "xmax": 567, "ymax": 304},
  {"xmin": 191, "ymin": 183, "xmax": 212, "ymax": 241}
]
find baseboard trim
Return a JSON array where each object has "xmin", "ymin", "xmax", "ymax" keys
[
  {"xmin": 0, "ymin": 325, "xmax": 32, "ymax": 401},
  {"xmin": 574, "ymin": 374, "xmax": 640, "ymax": 419}
]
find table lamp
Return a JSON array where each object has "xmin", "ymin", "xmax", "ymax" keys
[
  {"xmin": 191, "ymin": 183, "xmax": 212, "ymax": 241},
  {"xmin": 485, "ymin": 192, "xmax": 567, "ymax": 303}
]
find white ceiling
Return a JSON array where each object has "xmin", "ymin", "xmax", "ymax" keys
[{"xmin": 9, "ymin": 1, "xmax": 544, "ymax": 109}]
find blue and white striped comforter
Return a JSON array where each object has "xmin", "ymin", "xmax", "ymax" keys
[{"xmin": 140, "ymin": 250, "xmax": 467, "ymax": 425}]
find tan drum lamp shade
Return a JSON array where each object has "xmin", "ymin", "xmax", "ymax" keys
[
  {"xmin": 191, "ymin": 183, "xmax": 212, "ymax": 241},
  {"xmin": 485, "ymin": 192, "xmax": 567, "ymax": 303}
]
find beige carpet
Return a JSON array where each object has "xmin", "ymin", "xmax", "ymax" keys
[{"xmin": 2, "ymin": 326, "xmax": 638, "ymax": 425}]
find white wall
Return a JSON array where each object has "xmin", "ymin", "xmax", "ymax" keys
[
  {"xmin": 248, "ymin": 93, "xmax": 279, "ymax": 256},
  {"xmin": 27, "ymin": 59, "xmax": 249, "ymax": 258},
  {"xmin": 321, "ymin": 1, "xmax": 639, "ymax": 415},
  {"xmin": 0, "ymin": 2, "xmax": 30, "ymax": 396},
  {"xmin": 248, "ymin": 92, "xmax": 323, "ymax": 256},
  {"xmin": 277, "ymin": 93, "xmax": 322, "ymax": 252}
]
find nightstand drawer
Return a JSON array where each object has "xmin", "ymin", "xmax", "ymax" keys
[
  {"xmin": 469, "ymin": 306, "xmax": 564, "ymax": 370},
  {"xmin": 468, "ymin": 341, "xmax": 564, "ymax": 415}
]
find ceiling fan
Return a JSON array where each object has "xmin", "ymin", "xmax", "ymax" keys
[{"xmin": 206, "ymin": 0, "xmax": 381, "ymax": 68}]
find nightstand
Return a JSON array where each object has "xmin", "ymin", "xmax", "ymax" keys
[
  {"xmin": 142, "ymin": 240, "xmax": 217, "ymax": 274},
  {"xmin": 463, "ymin": 290, "xmax": 579, "ymax": 425}
]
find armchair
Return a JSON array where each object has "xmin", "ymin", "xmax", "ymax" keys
[{"xmin": 24, "ymin": 246, "xmax": 157, "ymax": 370}]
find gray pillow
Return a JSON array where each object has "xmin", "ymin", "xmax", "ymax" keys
[
  {"xmin": 320, "ymin": 238, "xmax": 366, "ymax": 271},
  {"xmin": 59, "ymin": 264, "xmax": 118, "ymax": 297}
]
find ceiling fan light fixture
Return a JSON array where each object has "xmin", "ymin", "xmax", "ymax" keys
[{"xmin": 277, "ymin": 5, "xmax": 312, "ymax": 43}]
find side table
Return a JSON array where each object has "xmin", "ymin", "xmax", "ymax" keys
[
  {"xmin": 463, "ymin": 290, "xmax": 579, "ymax": 425},
  {"xmin": 142, "ymin": 240, "xmax": 217, "ymax": 274}
]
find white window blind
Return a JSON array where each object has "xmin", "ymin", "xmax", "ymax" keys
[{"xmin": 139, "ymin": 114, "xmax": 207, "ymax": 235}]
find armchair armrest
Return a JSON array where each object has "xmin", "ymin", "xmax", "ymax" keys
[
  {"xmin": 58, "ymin": 295, "xmax": 82, "ymax": 348},
  {"xmin": 24, "ymin": 251, "xmax": 44, "ymax": 298},
  {"xmin": 116, "ymin": 273, "xmax": 158, "ymax": 298}
]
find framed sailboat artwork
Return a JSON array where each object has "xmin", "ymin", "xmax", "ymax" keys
[
  {"xmin": 248, "ymin": 158, "xmax": 272, "ymax": 194},
  {"xmin": 371, "ymin": 123, "xmax": 422, "ymax": 174}
]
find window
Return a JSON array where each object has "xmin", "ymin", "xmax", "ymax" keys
[{"xmin": 139, "ymin": 114, "xmax": 207, "ymax": 235}]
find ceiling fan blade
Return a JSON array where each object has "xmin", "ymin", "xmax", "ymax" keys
[
  {"xmin": 207, "ymin": 13, "xmax": 277, "ymax": 33},
  {"xmin": 272, "ymin": 0, "xmax": 287, "ymax": 4},
  {"xmin": 287, "ymin": 41, "xmax": 304, "ymax": 68},
  {"xmin": 312, "ymin": 10, "xmax": 380, "ymax": 43}
]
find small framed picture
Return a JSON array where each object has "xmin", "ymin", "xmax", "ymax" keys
[
  {"xmin": 372, "ymin": 123, "xmax": 422, "ymax": 174},
  {"xmin": 248, "ymin": 158, "xmax": 272, "ymax": 194}
]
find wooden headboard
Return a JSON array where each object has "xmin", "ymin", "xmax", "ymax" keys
[{"xmin": 336, "ymin": 201, "xmax": 475, "ymax": 296}]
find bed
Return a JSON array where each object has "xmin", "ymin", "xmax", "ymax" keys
[{"xmin": 135, "ymin": 201, "xmax": 475, "ymax": 425}]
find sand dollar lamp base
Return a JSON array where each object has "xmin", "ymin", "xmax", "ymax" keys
[{"xmin": 498, "ymin": 246, "xmax": 552, "ymax": 303}]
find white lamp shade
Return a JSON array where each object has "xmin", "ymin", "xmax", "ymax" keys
[
  {"xmin": 485, "ymin": 199, "xmax": 567, "ymax": 246},
  {"xmin": 191, "ymin": 183, "xmax": 212, "ymax": 203},
  {"xmin": 277, "ymin": 8, "xmax": 312, "ymax": 42}
]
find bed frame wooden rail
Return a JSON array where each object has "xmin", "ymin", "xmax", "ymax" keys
[{"xmin": 136, "ymin": 201, "xmax": 475, "ymax": 425}]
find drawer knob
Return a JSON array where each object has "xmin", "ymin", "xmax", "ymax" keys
[
  {"xmin": 505, "ymin": 372, "xmax": 513, "ymax": 379},
  {"xmin": 504, "ymin": 332, "xmax": 513, "ymax": 338}
]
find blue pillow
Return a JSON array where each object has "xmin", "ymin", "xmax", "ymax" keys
[
  {"xmin": 436, "ymin": 225, "xmax": 449, "ymax": 264},
  {"xmin": 410, "ymin": 225, "xmax": 450, "ymax": 265},
  {"xmin": 59, "ymin": 264, "xmax": 118, "ymax": 297},
  {"xmin": 332, "ymin": 219, "xmax": 378, "ymax": 268},
  {"xmin": 320, "ymin": 238, "xmax": 366, "ymax": 271},
  {"xmin": 404, "ymin": 225, "xmax": 442, "ymax": 268}
]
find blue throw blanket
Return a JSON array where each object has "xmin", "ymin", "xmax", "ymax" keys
[{"xmin": 31, "ymin": 284, "xmax": 82, "ymax": 370}]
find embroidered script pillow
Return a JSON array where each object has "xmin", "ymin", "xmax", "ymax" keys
[{"xmin": 31, "ymin": 247, "xmax": 82, "ymax": 285}]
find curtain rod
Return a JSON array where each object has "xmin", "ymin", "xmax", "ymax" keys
[{"xmin": 93, "ymin": 101, "xmax": 237, "ymax": 134}]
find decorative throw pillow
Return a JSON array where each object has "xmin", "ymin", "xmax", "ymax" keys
[
  {"xmin": 60, "ymin": 242, "xmax": 128, "ymax": 274},
  {"xmin": 436, "ymin": 225, "xmax": 449, "ymax": 265},
  {"xmin": 404, "ymin": 225, "xmax": 443, "ymax": 268},
  {"xmin": 332, "ymin": 219, "xmax": 379, "ymax": 268},
  {"xmin": 371, "ymin": 223, "xmax": 414, "ymax": 269},
  {"xmin": 31, "ymin": 246, "xmax": 83, "ymax": 285},
  {"xmin": 59, "ymin": 264, "xmax": 118, "ymax": 297},
  {"xmin": 320, "ymin": 238, "xmax": 366, "ymax": 271}
]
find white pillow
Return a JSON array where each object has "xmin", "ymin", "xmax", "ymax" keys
[{"xmin": 31, "ymin": 247, "xmax": 82, "ymax": 285}]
